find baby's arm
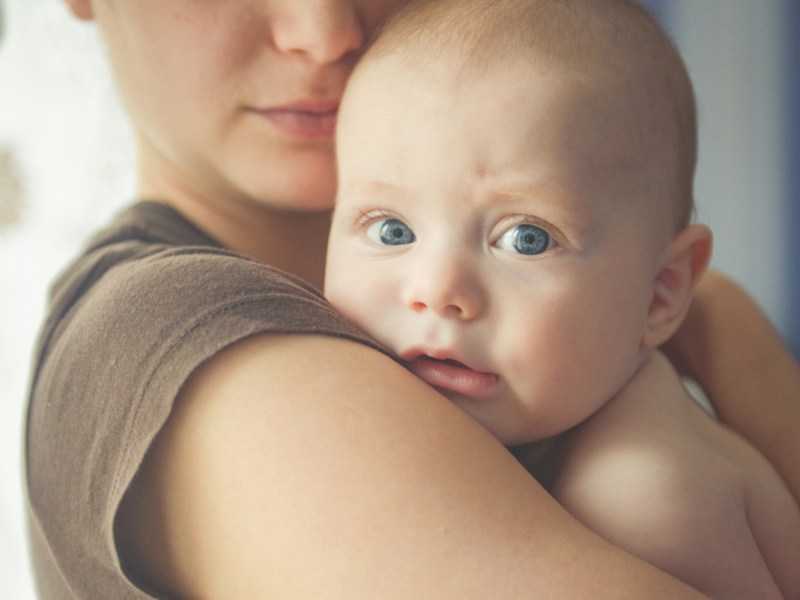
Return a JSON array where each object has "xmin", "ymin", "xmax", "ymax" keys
[{"xmin": 664, "ymin": 271, "xmax": 800, "ymax": 504}]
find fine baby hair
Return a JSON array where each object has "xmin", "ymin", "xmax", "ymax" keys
[{"xmin": 362, "ymin": 0, "xmax": 698, "ymax": 230}]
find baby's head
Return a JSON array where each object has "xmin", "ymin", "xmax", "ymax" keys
[
  {"xmin": 351, "ymin": 0, "xmax": 698, "ymax": 231},
  {"xmin": 326, "ymin": 0, "xmax": 711, "ymax": 445}
]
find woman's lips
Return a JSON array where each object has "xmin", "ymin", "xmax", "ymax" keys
[
  {"xmin": 405, "ymin": 355, "xmax": 499, "ymax": 399},
  {"xmin": 250, "ymin": 102, "xmax": 339, "ymax": 139}
]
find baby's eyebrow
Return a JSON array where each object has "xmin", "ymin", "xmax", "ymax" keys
[
  {"xmin": 346, "ymin": 179, "xmax": 408, "ymax": 198},
  {"xmin": 489, "ymin": 179, "xmax": 572, "ymax": 205}
]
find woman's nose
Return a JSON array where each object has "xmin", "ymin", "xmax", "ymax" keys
[
  {"xmin": 404, "ymin": 258, "xmax": 486, "ymax": 321},
  {"xmin": 271, "ymin": 1, "xmax": 365, "ymax": 64}
]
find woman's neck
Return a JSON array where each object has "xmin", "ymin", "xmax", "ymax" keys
[
  {"xmin": 140, "ymin": 176, "xmax": 331, "ymax": 290},
  {"xmin": 137, "ymin": 148, "xmax": 335, "ymax": 288},
  {"xmin": 180, "ymin": 197, "xmax": 331, "ymax": 290}
]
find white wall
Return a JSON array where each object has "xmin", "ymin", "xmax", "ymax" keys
[{"xmin": 0, "ymin": 1, "xmax": 133, "ymax": 597}]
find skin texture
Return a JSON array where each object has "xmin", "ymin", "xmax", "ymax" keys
[
  {"xmin": 327, "ymin": 55, "xmax": 711, "ymax": 445},
  {"xmin": 324, "ymin": 22, "xmax": 800, "ymax": 596},
  {"xmin": 117, "ymin": 334, "xmax": 709, "ymax": 599},
  {"xmin": 56, "ymin": 0, "xmax": 798, "ymax": 598},
  {"xmin": 68, "ymin": 0, "xmax": 401, "ymax": 286},
  {"xmin": 546, "ymin": 352, "xmax": 800, "ymax": 598},
  {"xmin": 665, "ymin": 271, "xmax": 800, "ymax": 506}
]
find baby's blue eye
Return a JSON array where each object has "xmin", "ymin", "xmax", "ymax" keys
[
  {"xmin": 498, "ymin": 224, "xmax": 551, "ymax": 255},
  {"xmin": 366, "ymin": 218, "xmax": 416, "ymax": 246}
]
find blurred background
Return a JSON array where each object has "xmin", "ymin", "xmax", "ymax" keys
[{"xmin": 0, "ymin": 0, "xmax": 797, "ymax": 597}]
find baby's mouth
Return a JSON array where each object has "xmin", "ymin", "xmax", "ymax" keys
[{"xmin": 404, "ymin": 355, "xmax": 499, "ymax": 399}]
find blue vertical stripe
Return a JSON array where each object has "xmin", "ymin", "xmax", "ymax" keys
[{"xmin": 785, "ymin": 0, "xmax": 800, "ymax": 358}]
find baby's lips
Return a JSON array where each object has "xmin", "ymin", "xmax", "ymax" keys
[{"xmin": 405, "ymin": 354, "xmax": 499, "ymax": 399}]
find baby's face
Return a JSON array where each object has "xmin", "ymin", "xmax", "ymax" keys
[{"xmin": 326, "ymin": 55, "xmax": 672, "ymax": 445}]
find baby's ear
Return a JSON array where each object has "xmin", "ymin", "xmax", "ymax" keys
[
  {"xmin": 63, "ymin": 0, "xmax": 94, "ymax": 21},
  {"xmin": 643, "ymin": 224, "xmax": 713, "ymax": 349}
]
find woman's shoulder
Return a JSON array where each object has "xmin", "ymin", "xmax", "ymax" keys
[
  {"xmin": 114, "ymin": 331, "xmax": 501, "ymax": 598},
  {"xmin": 40, "ymin": 200, "xmax": 387, "ymax": 376},
  {"xmin": 26, "ymin": 204, "xmax": 388, "ymax": 599},
  {"xmin": 115, "ymin": 332, "xmax": 414, "ymax": 596}
]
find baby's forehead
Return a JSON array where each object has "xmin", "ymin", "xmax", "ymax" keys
[
  {"xmin": 356, "ymin": 44, "xmax": 662, "ymax": 151},
  {"xmin": 348, "ymin": 58, "xmax": 655, "ymax": 182},
  {"xmin": 343, "ymin": 53, "xmax": 682, "ymax": 236},
  {"xmin": 362, "ymin": 0, "xmax": 689, "ymax": 112}
]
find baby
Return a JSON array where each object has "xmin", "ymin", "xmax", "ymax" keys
[{"xmin": 325, "ymin": 0, "xmax": 800, "ymax": 597}]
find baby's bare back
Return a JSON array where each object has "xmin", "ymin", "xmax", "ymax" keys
[{"xmin": 545, "ymin": 351, "xmax": 800, "ymax": 599}]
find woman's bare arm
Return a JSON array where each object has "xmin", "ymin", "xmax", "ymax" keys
[
  {"xmin": 117, "ymin": 334, "xmax": 708, "ymax": 599},
  {"xmin": 664, "ymin": 271, "xmax": 800, "ymax": 504}
]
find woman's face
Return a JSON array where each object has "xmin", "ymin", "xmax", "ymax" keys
[{"xmin": 67, "ymin": 0, "xmax": 408, "ymax": 213}]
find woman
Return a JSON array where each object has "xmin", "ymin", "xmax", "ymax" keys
[{"xmin": 26, "ymin": 1, "xmax": 800, "ymax": 598}]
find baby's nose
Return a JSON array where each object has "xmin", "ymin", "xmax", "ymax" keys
[{"xmin": 404, "ymin": 259, "xmax": 485, "ymax": 321}]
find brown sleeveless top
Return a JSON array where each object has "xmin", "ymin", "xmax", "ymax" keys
[{"xmin": 25, "ymin": 202, "xmax": 385, "ymax": 599}]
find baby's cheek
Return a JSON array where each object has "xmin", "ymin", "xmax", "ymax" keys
[
  {"xmin": 325, "ymin": 268, "xmax": 369, "ymax": 320},
  {"xmin": 336, "ymin": 283, "xmax": 396, "ymax": 341},
  {"xmin": 497, "ymin": 321, "xmax": 568, "ymax": 386}
]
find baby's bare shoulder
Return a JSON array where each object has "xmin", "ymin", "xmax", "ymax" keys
[
  {"xmin": 551, "ymin": 400, "xmax": 736, "ymax": 543},
  {"xmin": 548, "ymin": 387, "xmax": 798, "ymax": 599}
]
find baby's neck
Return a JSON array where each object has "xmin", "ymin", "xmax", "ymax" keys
[{"xmin": 510, "ymin": 437, "xmax": 560, "ymax": 481}]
